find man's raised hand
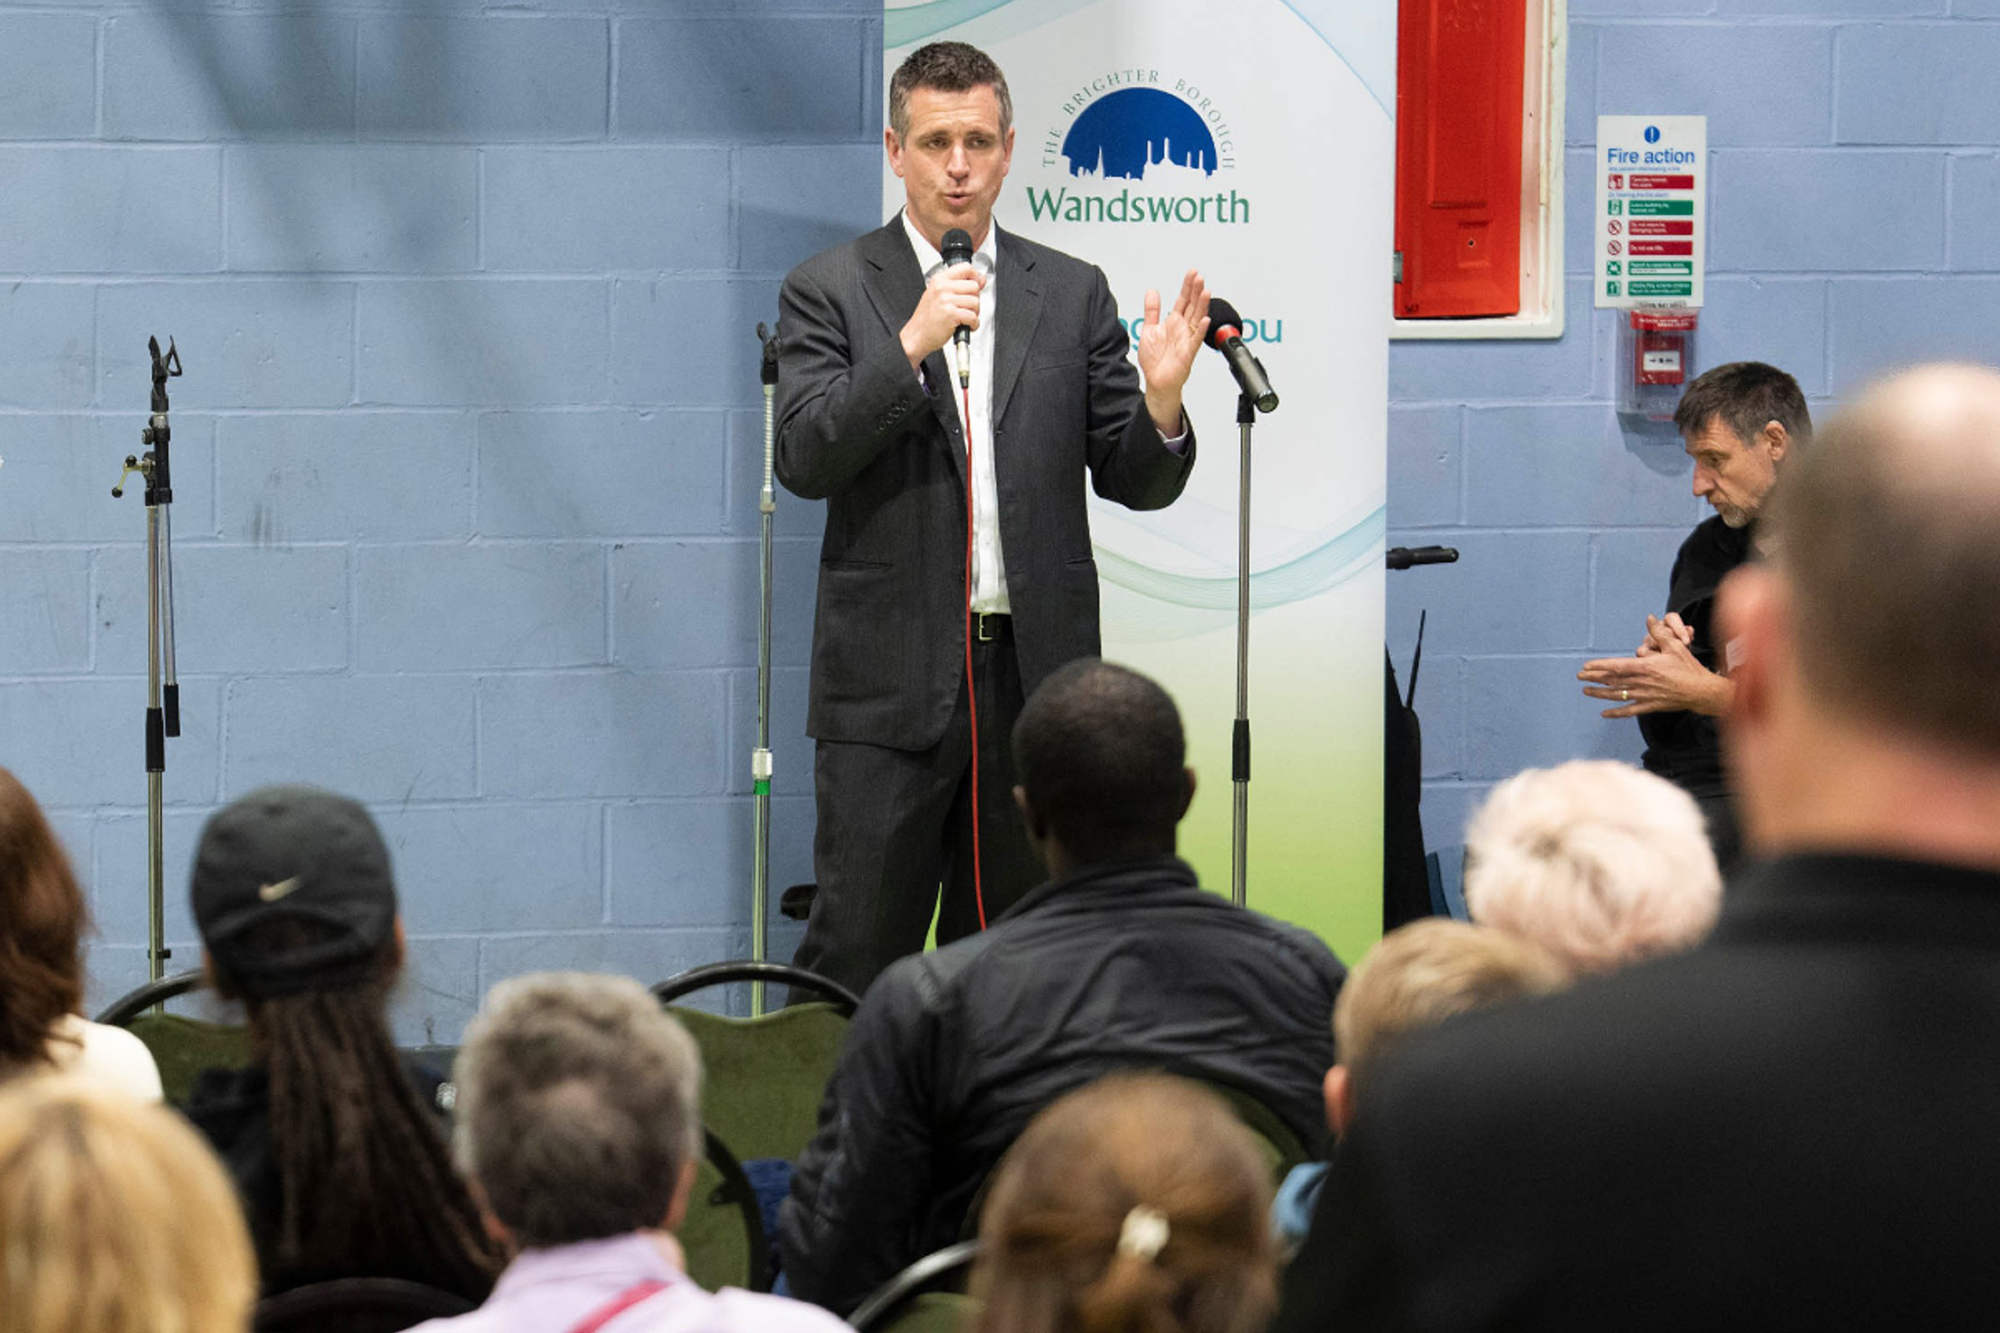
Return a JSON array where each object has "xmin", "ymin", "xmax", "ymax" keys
[{"xmin": 1137, "ymin": 269, "xmax": 1211, "ymax": 435}]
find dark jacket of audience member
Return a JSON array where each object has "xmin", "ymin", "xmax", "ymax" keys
[
  {"xmin": 181, "ymin": 785, "xmax": 503, "ymax": 1300},
  {"xmin": 1280, "ymin": 366, "xmax": 2000, "ymax": 1332},
  {"xmin": 782, "ymin": 660, "xmax": 1345, "ymax": 1314}
]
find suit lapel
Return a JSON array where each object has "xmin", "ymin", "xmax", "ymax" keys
[
  {"xmin": 992, "ymin": 230, "xmax": 1044, "ymax": 425},
  {"xmin": 858, "ymin": 219, "xmax": 964, "ymax": 469}
]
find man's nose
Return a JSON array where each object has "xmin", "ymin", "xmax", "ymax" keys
[
  {"xmin": 1692, "ymin": 468, "xmax": 1713, "ymax": 496},
  {"xmin": 947, "ymin": 145, "xmax": 970, "ymax": 175}
]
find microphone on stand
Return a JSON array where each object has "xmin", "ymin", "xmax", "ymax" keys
[
  {"xmin": 940, "ymin": 227, "xmax": 975, "ymax": 388},
  {"xmin": 1205, "ymin": 298, "xmax": 1278, "ymax": 413}
]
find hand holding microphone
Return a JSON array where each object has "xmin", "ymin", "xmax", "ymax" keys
[{"xmin": 899, "ymin": 227, "xmax": 985, "ymax": 382}]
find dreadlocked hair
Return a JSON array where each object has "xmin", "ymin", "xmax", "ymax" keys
[{"xmin": 222, "ymin": 923, "xmax": 502, "ymax": 1299}]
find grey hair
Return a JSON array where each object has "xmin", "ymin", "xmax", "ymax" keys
[{"xmin": 452, "ymin": 972, "xmax": 702, "ymax": 1249}]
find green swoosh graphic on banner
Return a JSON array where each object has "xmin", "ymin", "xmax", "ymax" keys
[
  {"xmin": 885, "ymin": 0, "xmax": 1018, "ymax": 46},
  {"xmin": 1098, "ymin": 505, "xmax": 1385, "ymax": 610}
]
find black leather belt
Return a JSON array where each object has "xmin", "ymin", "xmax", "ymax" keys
[{"xmin": 973, "ymin": 612, "xmax": 1011, "ymax": 643}]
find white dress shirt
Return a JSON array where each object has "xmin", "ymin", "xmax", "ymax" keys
[
  {"xmin": 902, "ymin": 211, "xmax": 1010, "ymax": 613},
  {"xmin": 900, "ymin": 212, "xmax": 1187, "ymax": 616}
]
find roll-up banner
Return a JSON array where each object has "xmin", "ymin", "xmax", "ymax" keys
[{"xmin": 885, "ymin": 0, "xmax": 1392, "ymax": 960}]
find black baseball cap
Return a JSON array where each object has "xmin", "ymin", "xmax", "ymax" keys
[{"xmin": 191, "ymin": 785, "xmax": 397, "ymax": 998}]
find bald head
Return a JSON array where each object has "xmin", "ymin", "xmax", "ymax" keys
[{"xmin": 1762, "ymin": 363, "xmax": 2000, "ymax": 756}]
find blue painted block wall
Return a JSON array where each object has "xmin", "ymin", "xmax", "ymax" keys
[
  {"xmin": 1389, "ymin": 0, "xmax": 1997, "ymax": 855},
  {"xmin": 0, "ymin": 0, "xmax": 1986, "ymax": 1037},
  {"xmin": 0, "ymin": 0, "xmax": 880, "ymax": 1036}
]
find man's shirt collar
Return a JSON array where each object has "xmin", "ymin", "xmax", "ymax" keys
[{"xmin": 900, "ymin": 209, "xmax": 997, "ymax": 278}]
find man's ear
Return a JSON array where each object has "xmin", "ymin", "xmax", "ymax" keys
[
  {"xmin": 664, "ymin": 1158, "xmax": 700, "ymax": 1233},
  {"xmin": 1716, "ymin": 564, "xmax": 1786, "ymax": 726},
  {"xmin": 1177, "ymin": 767, "xmax": 1197, "ymax": 821},
  {"xmin": 1014, "ymin": 785, "xmax": 1048, "ymax": 842},
  {"xmin": 1324, "ymin": 1065, "xmax": 1355, "ymax": 1138},
  {"xmin": 1762, "ymin": 419, "xmax": 1791, "ymax": 465}
]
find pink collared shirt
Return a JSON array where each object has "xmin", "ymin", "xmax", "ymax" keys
[{"xmin": 409, "ymin": 1232, "xmax": 847, "ymax": 1333}]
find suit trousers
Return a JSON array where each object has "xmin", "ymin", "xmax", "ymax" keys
[{"xmin": 791, "ymin": 624, "xmax": 1046, "ymax": 1000}]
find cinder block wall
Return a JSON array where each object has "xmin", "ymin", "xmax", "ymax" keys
[
  {"xmin": 0, "ymin": 2, "xmax": 880, "ymax": 1036},
  {"xmin": 1389, "ymin": 0, "xmax": 2000, "ymax": 852},
  {"xmin": 1, "ymin": 2, "xmax": 1987, "ymax": 1036}
]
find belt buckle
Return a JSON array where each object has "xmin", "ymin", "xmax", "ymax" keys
[{"xmin": 976, "ymin": 613, "xmax": 1000, "ymax": 643}]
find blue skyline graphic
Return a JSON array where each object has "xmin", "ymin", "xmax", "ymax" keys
[{"xmin": 1061, "ymin": 88, "xmax": 1218, "ymax": 180}]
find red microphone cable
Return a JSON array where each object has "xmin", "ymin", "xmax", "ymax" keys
[{"xmin": 961, "ymin": 379, "xmax": 989, "ymax": 931}]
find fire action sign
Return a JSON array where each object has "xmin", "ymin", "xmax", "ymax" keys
[{"xmin": 1595, "ymin": 115, "xmax": 1706, "ymax": 310}]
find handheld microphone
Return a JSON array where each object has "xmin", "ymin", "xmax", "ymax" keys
[
  {"xmin": 1205, "ymin": 298, "xmax": 1278, "ymax": 413},
  {"xmin": 940, "ymin": 227, "xmax": 975, "ymax": 388}
]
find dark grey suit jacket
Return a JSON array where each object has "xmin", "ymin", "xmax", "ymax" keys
[{"xmin": 775, "ymin": 218, "xmax": 1196, "ymax": 751}]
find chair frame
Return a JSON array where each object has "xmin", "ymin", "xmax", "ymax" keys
[
  {"xmin": 652, "ymin": 960, "xmax": 861, "ymax": 1016},
  {"xmin": 846, "ymin": 1239, "xmax": 981, "ymax": 1333},
  {"xmin": 253, "ymin": 1275, "xmax": 475, "ymax": 1332},
  {"xmin": 94, "ymin": 966, "xmax": 209, "ymax": 1026}
]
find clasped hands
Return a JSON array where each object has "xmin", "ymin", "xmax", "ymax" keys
[
  {"xmin": 1578, "ymin": 613, "xmax": 1733, "ymax": 719},
  {"xmin": 900, "ymin": 266, "xmax": 1211, "ymax": 436}
]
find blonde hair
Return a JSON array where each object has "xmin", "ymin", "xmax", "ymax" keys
[
  {"xmin": 0, "ymin": 1076, "xmax": 256, "ymax": 1333},
  {"xmin": 1465, "ymin": 760, "xmax": 1722, "ymax": 975},
  {"xmin": 972, "ymin": 1073, "xmax": 1276, "ymax": 1333},
  {"xmin": 1333, "ymin": 919, "xmax": 1567, "ymax": 1096}
]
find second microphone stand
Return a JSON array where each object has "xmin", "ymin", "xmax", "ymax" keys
[
  {"xmin": 749, "ymin": 323, "xmax": 782, "ymax": 1016},
  {"xmin": 111, "ymin": 337, "xmax": 183, "ymax": 985}
]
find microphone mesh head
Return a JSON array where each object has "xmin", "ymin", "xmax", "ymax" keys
[
  {"xmin": 940, "ymin": 228, "xmax": 975, "ymax": 266},
  {"xmin": 1205, "ymin": 297, "xmax": 1244, "ymax": 349}
]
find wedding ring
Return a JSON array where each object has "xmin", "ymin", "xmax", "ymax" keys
[{"xmin": 1621, "ymin": 689, "xmax": 1631, "ymax": 702}]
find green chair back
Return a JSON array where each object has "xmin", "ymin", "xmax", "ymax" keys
[
  {"xmin": 668, "ymin": 1003, "xmax": 850, "ymax": 1164},
  {"xmin": 127, "ymin": 1013, "xmax": 253, "ymax": 1106},
  {"xmin": 679, "ymin": 1129, "xmax": 769, "ymax": 1295},
  {"xmin": 874, "ymin": 1292, "xmax": 977, "ymax": 1333}
]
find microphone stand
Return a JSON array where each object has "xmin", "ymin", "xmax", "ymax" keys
[
  {"xmin": 1230, "ymin": 391, "xmax": 1255, "ymax": 907},
  {"xmin": 111, "ymin": 337, "xmax": 183, "ymax": 986},
  {"xmin": 750, "ymin": 323, "xmax": 782, "ymax": 1016}
]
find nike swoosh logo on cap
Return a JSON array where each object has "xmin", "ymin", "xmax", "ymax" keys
[{"xmin": 257, "ymin": 876, "xmax": 302, "ymax": 902}]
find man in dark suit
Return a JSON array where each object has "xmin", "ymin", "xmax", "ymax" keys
[
  {"xmin": 775, "ymin": 42, "xmax": 1210, "ymax": 997},
  {"xmin": 1278, "ymin": 363, "xmax": 2000, "ymax": 1333}
]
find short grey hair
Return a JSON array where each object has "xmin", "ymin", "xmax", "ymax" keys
[
  {"xmin": 452, "ymin": 972, "xmax": 702, "ymax": 1248},
  {"xmin": 1464, "ymin": 761, "xmax": 1721, "ymax": 976}
]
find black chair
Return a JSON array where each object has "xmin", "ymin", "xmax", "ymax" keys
[
  {"xmin": 651, "ymin": 960, "xmax": 861, "ymax": 1015},
  {"xmin": 254, "ymin": 1276, "xmax": 475, "ymax": 1333},
  {"xmin": 847, "ymin": 1240, "xmax": 981, "ymax": 1333},
  {"xmin": 94, "ymin": 966, "xmax": 208, "ymax": 1025},
  {"xmin": 650, "ymin": 961, "xmax": 858, "ymax": 1164},
  {"xmin": 95, "ymin": 968, "xmax": 253, "ymax": 1105}
]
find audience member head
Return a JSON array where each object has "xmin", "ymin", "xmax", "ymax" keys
[
  {"xmin": 0, "ymin": 767, "xmax": 87, "ymax": 1078},
  {"xmin": 0, "ymin": 1076, "xmax": 256, "ymax": 1333},
  {"xmin": 452, "ymin": 971, "xmax": 704, "ymax": 1249},
  {"xmin": 1723, "ymin": 363, "xmax": 2000, "ymax": 862},
  {"xmin": 1326, "ymin": 919, "xmax": 1566, "ymax": 1135},
  {"xmin": 1673, "ymin": 361, "xmax": 1813, "ymax": 528},
  {"xmin": 1013, "ymin": 659, "xmax": 1194, "ymax": 874},
  {"xmin": 1463, "ymin": 760, "xmax": 1722, "ymax": 976},
  {"xmin": 191, "ymin": 785, "xmax": 500, "ymax": 1294},
  {"xmin": 889, "ymin": 40, "xmax": 1013, "ymax": 139},
  {"xmin": 972, "ymin": 1073, "xmax": 1277, "ymax": 1333}
]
